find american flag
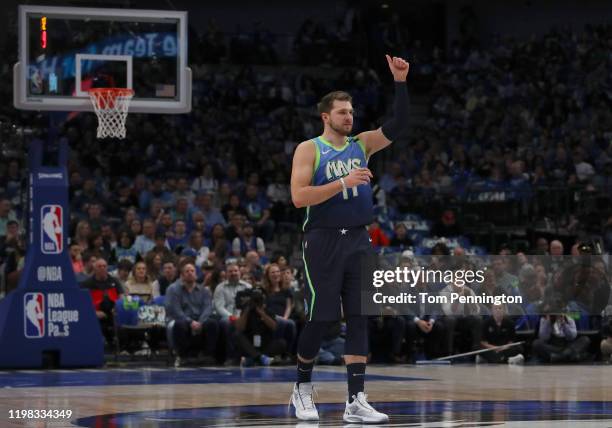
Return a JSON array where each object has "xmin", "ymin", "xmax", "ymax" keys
[{"xmin": 156, "ymin": 84, "xmax": 176, "ymax": 98}]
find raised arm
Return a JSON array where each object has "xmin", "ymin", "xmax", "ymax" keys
[{"xmin": 357, "ymin": 55, "xmax": 410, "ymax": 158}]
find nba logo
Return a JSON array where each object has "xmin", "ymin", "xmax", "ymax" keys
[
  {"xmin": 41, "ymin": 205, "xmax": 63, "ymax": 254},
  {"xmin": 24, "ymin": 293, "xmax": 45, "ymax": 338}
]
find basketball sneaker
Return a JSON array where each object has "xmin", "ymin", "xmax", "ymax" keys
[
  {"xmin": 508, "ymin": 354, "xmax": 525, "ymax": 365},
  {"xmin": 343, "ymin": 392, "xmax": 389, "ymax": 423},
  {"xmin": 289, "ymin": 382, "xmax": 319, "ymax": 421}
]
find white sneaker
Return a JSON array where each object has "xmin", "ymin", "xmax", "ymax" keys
[
  {"xmin": 508, "ymin": 353, "xmax": 525, "ymax": 365},
  {"xmin": 289, "ymin": 382, "xmax": 319, "ymax": 421},
  {"xmin": 343, "ymin": 392, "xmax": 389, "ymax": 423},
  {"xmin": 134, "ymin": 347, "xmax": 151, "ymax": 357},
  {"xmin": 475, "ymin": 355, "xmax": 486, "ymax": 364}
]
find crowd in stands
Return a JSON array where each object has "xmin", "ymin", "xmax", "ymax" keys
[{"xmin": 0, "ymin": 7, "xmax": 611, "ymax": 366}]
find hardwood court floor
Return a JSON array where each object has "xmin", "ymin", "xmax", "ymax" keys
[{"xmin": 1, "ymin": 364, "xmax": 611, "ymax": 427}]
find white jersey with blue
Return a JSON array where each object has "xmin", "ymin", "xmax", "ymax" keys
[{"xmin": 302, "ymin": 135, "xmax": 373, "ymax": 231}]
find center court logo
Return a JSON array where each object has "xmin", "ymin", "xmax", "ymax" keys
[
  {"xmin": 24, "ymin": 293, "xmax": 45, "ymax": 338},
  {"xmin": 41, "ymin": 205, "xmax": 63, "ymax": 254}
]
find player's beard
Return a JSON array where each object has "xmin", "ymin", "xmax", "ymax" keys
[{"xmin": 329, "ymin": 120, "xmax": 352, "ymax": 136}]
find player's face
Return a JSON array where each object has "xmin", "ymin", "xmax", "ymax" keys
[{"xmin": 325, "ymin": 101, "xmax": 354, "ymax": 136}]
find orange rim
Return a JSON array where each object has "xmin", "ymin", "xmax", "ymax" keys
[{"xmin": 87, "ymin": 88, "xmax": 134, "ymax": 109}]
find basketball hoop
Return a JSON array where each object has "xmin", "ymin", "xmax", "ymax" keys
[{"xmin": 87, "ymin": 88, "xmax": 134, "ymax": 139}]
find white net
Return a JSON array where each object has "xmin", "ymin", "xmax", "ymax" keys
[{"xmin": 88, "ymin": 88, "xmax": 134, "ymax": 139}]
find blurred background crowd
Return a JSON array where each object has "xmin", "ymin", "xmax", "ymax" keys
[{"xmin": 0, "ymin": 0, "xmax": 610, "ymax": 366}]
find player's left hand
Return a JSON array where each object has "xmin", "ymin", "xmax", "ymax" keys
[{"xmin": 385, "ymin": 54, "xmax": 410, "ymax": 82}]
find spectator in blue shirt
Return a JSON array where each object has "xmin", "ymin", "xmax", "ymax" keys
[
  {"xmin": 243, "ymin": 184, "xmax": 274, "ymax": 241},
  {"xmin": 168, "ymin": 220, "xmax": 190, "ymax": 252},
  {"xmin": 165, "ymin": 262, "xmax": 219, "ymax": 366},
  {"xmin": 232, "ymin": 222, "xmax": 265, "ymax": 257},
  {"xmin": 194, "ymin": 192, "xmax": 226, "ymax": 228},
  {"xmin": 222, "ymin": 163, "xmax": 244, "ymax": 193},
  {"xmin": 139, "ymin": 178, "xmax": 173, "ymax": 214},
  {"xmin": 172, "ymin": 177, "xmax": 196, "ymax": 207},
  {"xmin": 170, "ymin": 197, "xmax": 193, "ymax": 224},
  {"xmin": 133, "ymin": 219, "xmax": 157, "ymax": 256}
]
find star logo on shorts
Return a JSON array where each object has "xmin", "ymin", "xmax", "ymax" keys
[{"xmin": 340, "ymin": 228, "xmax": 348, "ymax": 235}]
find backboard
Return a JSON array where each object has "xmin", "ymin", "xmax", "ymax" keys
[{"xmin": 14, "ymin": 5, "xmax": 191, "ymax": 114}]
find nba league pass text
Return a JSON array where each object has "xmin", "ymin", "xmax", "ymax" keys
[{"xmin": 24, "ymin": 292, "xmax": 79, "ymax": 338}]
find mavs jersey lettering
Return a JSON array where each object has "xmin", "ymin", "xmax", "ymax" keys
[{"xmin": 303, "ymin": 136, "xmax": 373, "ymax": 231}]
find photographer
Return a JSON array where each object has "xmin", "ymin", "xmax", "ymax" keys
[
  {"xmin": 234, "ymin": 287, "xmax": 287, "ymax": 366},
  {"xmin": 532, "ymin": 295, "xmax": 591, "ymax": 363},
  {"xmin": 552, "ymin": 241, "xmax": 610, "ymax": 315}
]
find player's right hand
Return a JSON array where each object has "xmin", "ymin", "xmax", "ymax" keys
[{"xmin": 344, "ymin": 167, "xmax": 373, "ymax": 187}]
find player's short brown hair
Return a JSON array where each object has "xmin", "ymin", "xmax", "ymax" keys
[{"xmin": 317, "ymin": 91, "xmax": 352, "ymax": 114}]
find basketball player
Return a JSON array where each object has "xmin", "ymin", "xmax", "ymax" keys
[{"xmin": 289, "ymin": 55, "xmax": 410, "ymax": 423}]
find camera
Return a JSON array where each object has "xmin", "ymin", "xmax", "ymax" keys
[
  {"xmin": 577, "ymin": 239, "xmax": 603, "ymax": 256},
  {"xmin": 235, "ymin": 287, "xmax": 266, "ymax": 311},
  {"xmin": 539, "ymin": 292, "xmax": 565, "ymax": 316},
  {"xmin": 249, "ymin": 288, "xmax": 265, "ymax": 309}
]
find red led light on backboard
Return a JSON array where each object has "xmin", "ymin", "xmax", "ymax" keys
[{"xmin": 40, "ymin": 16, "xmax": 47, "ymax": 48}]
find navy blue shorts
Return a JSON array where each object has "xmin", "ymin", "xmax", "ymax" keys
[{"xmin": 302, "ymin": 227, "xmax": 374, "ymax": 321}]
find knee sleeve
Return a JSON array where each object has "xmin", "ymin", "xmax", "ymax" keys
[
  {"xmin": 345, "ymin": 316, "xmax": 368, "ymax": 356},
  {"xmin": 297, "ymin": 321, "xmax": 333, "ymax": 360}
]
